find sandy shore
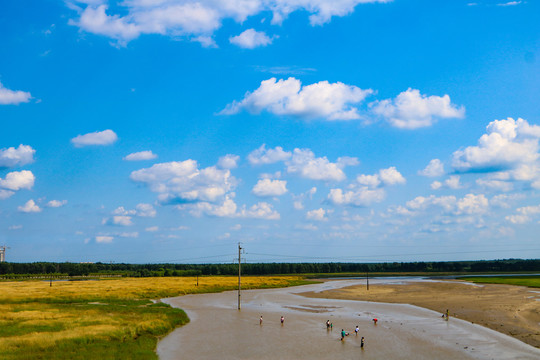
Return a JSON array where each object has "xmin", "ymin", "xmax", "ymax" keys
[
  {"xmin": 157, "ymin": 279, "xmax": 540, "ymax": 359},
  {"xmin": 302, "ymin": 279, "xmax": 540, "ymax": 348}
]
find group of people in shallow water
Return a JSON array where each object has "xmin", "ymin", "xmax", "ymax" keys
[
  {"xmin": 259, "ymin": 315, "xmax": 285, "ymax": 326},
  {"xmin": 259, "ymin": 315, "xmax": 367, "ymax": 349},
  {"xmin": 327, "ymin": 320, "xmax": 366, "ymax": 349}
]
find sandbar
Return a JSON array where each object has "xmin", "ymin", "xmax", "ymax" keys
[{"xmin": 303, "ymin": 278, "xmax": 540, "ymax": 348}]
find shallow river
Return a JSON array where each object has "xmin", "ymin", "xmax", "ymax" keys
[{"xmin": 157, "ymin": 278, "xmax": 540, "ymax": 359}]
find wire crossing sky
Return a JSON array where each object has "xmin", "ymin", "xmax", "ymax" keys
[{"xmin": 0, "ymin": 0, "xmax": 539, "ymax": 263}]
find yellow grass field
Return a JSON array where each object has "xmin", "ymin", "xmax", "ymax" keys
[{"xmin": 0, "ymin": 276, "xmax": 308, "ymax": 359}]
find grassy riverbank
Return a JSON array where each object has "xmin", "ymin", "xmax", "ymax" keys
[{"xmin": 0, "ymin": 276, "xmax": 310, "ymax": 359}]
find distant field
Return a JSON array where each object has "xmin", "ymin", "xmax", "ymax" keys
[
  {"xmin": 460, "ymin": 275, "xmax": 540, "ymax": 288},
  {"xmin": 0, "ymin": 276, "xmax": 310, "ymax": 359}
]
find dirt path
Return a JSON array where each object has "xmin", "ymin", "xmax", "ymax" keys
[{"xmin": 302, "ymin": 280, "xmax": 540, "ymax": 348}]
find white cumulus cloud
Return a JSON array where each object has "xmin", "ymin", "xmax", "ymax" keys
[
  {"xmin": 0, "ymin": 145, "xmax": 36, "ymax": 168},
  {"xmin": 402, "ymin": 193, "xmax": 489, "ymax": 217},
  {"xmin": 252, "ymin": 178, "xmax": 288, "ymax": 197},
  {"xmin": 123, "ymin": 150, "xmax": 157, "ymax": 161},
  {"xmin": 135, "ymin": 203, "xmax": 156, "ymax": 217},
  {"xmin": 0, "ymin": 190, "xmax": 15, "ymax": 200},
  {"xmin": 0, "ymin": 170, "xmax": 35, "ymax": 191},
  {"xmin": 18, "ymin": 199, "xmax": 41, "ymax": 213},
  {"xmin": 46, "ymin": 200, "xmax": 68, "ymax": 208},
  {"xmin": 452, "ymin": 118, "xmax": 540, "ymax": 174},
  {"xmin": 68, "ymin": 1, "xmax": 389, "ymax": 46},
  {"xmin": 306, "ymin": 208, "xmax": 328, "ymax": 221},
  {"xmin": 328, "ymin": 187, "xmax": 385, "ymax": 207},
  {"xmin": 239, "ymin": 201, "xmax": 280, "ymax": 219},
  {"xmin": 130, "ymin": 160, "xmax": 236, "ymax": 204},
  {"xmin": 221, "ymin": 77, "xmax": 374, "ymax": 121},
  {"xmin": 71, "ymin": 129, "xmax": 118, "ymax": 147},
  {"xmin": 0, "ymin": 82, "xmax": 32, "ymax": 105},
  {"xmin": 248, "ymin": 144, "xmax": 291, "ymax": 165},
  {"xmin": 419, "ymin": 159, "xmax": 445, "ymax": 177},
  {"xmin": 95, "ymin": 235, "xmax": 114, "ymax": 243},
  {"xmin": 287, "ymin": 148, "xmax": 355, "ymax": 181},
  {"xmin": 229, "ymin": 29, "xmax": 275, "ymax": 48},
  {"xmin": 327, "ymin": 166, "xmax": 405, "ymax": 206},
  {"xmin": 111, "ymin": 215, "xmax": 133, "ymax": 226},
  {"xmin": 187, "ymin": 196, "xmax": 280, "ymax": 219},
  {"xmin": 111, "ymin": 203, "xmax": 156, "ymax": 218},
  {"xmin": 431, "ymin": 175, "xmax": 461, "ymax": 190},
  {"xmin": 379, "ymin": 166, "xmax": 406, "ymax": 185},
  {"xmin": 371, "ymin": 88, "xmax": 465, "ymax": 129},
  {"xmin": 218, "ymin": 154, "xmax": 240, "ymax": 169}
]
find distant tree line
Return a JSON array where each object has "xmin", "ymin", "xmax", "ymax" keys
[{"xmin": 0, "ymin": 259, "xmax": 538, "ymax": 278}]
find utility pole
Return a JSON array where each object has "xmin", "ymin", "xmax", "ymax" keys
[
  {"xmin": 238, "ymin": 242, "xmax": 242, "ymax": 310},
  {"xmin": 366, "ymin": 270, "xmax": 369, "ymax": 291}
]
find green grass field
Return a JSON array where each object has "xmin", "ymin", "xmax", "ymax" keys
[
  {"xmin": 0, "ymin": 276, "xmax": 311, "ymax": 359},
  {"xmin": 460, "ymin": 275, "xmax": 540, "ymax": 288}
]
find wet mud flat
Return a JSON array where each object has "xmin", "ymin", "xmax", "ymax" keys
[{"xmin": 157, "ymin": 279, "xmax": 540, "ymax": 359}]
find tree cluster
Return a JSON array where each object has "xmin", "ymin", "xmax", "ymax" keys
[{"xmin": 0, "ymin": 259, "xmax": 538, "ymax": 278}]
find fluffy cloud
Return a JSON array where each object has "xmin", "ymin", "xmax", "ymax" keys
[
  {"xmin": 239, "ymin": 201, "xmax": 280, "ymax": 219},
  {"xmin": 431, "ymin": 175, "xmax": 461, "ymax": 190},
  {"xmin": 0, "ymin": 190, "xmax": 15, "ymax": 200},
  {"xmin": 187, "ymin": 196, "xmax": 238, "ymax": 217},
  {"xmin": 95, "ymin": 235, "xmax": 114, "ymax": 243},
  {"xmin": 405, "ymin": 195, "xmax": 457, "ymax": 213},
  {"xmin": 379, "ymin": 166, "xmax": 406, "ymax": 185},
  {"xmin": 111, "ymin": 203, "xmax": 156, "ymax": 218},
  {"xmin": 229, "ymin": 29, "xmax": 275, "ymax": 48},
  {"xmin": 248, "ymin": 144, "xmax": 291, "ymax": 165},
  {"xmin": 505, "ymin": 204, "xmax": 540, "ymax": 224},
  {"xmin": 68, "ymin": 1, "xmax": 389, "ymax": 46},
  {"xmin": 218, "ymin": 154, "xmax": 240, "ymax": 169},
  {"xmin": 419, "ymin": 159, "xmax": 444, "ymax": 177},
  {"xmin": 71, "ymin": 129, "xmax": 118, "ymax": 147},
  {"xmin": 0, "ymin": 145, "xmax": 35, "ymax": 168},
  {"xmin": 306, "ymin": 208, "xmax": 328, "ymax": 221},
  {"xmin": 371, "ymin": 88, "xmax": 465, "ymax": 129},
  {"xmin": 0, "ymin": 170, "xmax": 35, "ymax": 191},
  {"xmin": 130, "ymin": 160, "xmax": 236, "ymax": 204},
  {"xmin": 328, "ymin": 167, "xmax": 405, "ymax": 206},
  {"xmin": 328, "ymin": 187, "xmax": 385, "ymax": 206},
  {"xmin": 123, "ymin": 150, "xmax": 157, "ymax": 161},
  {"xmin": 221, "ymin": 77, "xmax": 374, "ymax": 120},
  {"xmin": 187, "ymin": 196, "xmax": 280, "ymax": 219},
  {"xmin": 135, "ymin": 203, "xmax": 156, "ymax": 217},
  {"xmin": 497, "ymin": 1, "xmax": 522, "ymax": 6},
  {"xmin": 401, "ymin": 193, "xmax": 489, "ymax": 216},
  {"xmin": 18, "ymin": 199, "xmax": 41, "ymax": 213},
  {"xmin": 118, "ymin": 232, "xmax": 139, "ymax": 238},
  {"xmin": 0, "ymin": 82, "xmax": 32, "ymax": 105},
  {"xmin": 456, "ymin": 193, "xmax": 489, "ymax": 215},
  {"xmin": 287, "ymin": 148, "xmax": 356, "ymax": 181},
  {"xmin": 452, "ymin": 118, "xmax": 540, "ymax": 174},
  {"xmin": 252, "ymin": 178, "xmax": 287, "ymax": 197},
  {"xmin": 46, "ymin": 200, "xmax": 68, "ymax": 208},
  {"xmin": 104, "ymin": 215, "xmax": 133, "ymax": 226}
]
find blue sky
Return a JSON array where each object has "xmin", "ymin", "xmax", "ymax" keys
[{"xmin": 1, "ymin": 0, "xmax": 539, "ymax": 263}]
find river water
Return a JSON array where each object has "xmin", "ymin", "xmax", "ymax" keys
[{"xmin": 157, "ymin": 278, "xmax": 540, "ymax": 359}]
